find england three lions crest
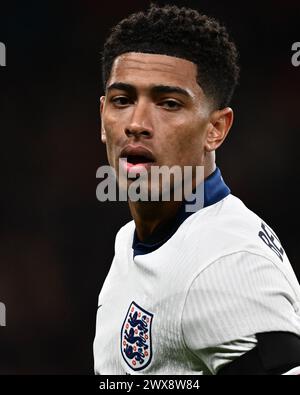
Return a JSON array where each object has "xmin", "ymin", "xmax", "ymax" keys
[{"xmin": 121, "ymin": 301, "xmax": 153, "ymax": 371}]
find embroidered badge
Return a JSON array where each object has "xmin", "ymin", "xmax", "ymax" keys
[{"xmin": 121, "ymin": 301, "xmax": 153, "ymax": 371}]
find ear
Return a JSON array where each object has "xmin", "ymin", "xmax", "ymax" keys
[
  {"xmin": 100, "ymin": 96, "xmax": 106, "ymax": 144},
  {"xmin": 205, "ymin": 107, "xmax": 234, "ymax": 152}
]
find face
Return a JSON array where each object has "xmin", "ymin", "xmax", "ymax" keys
[{"xmin": 100, "ymin": 52, "xmax": 232, "ymax": 196}]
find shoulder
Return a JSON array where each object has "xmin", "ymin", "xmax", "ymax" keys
[
  {"xmin": 181, "ymin": 196, "xmax": 300, "ymax": 346},
  {"xmin": 114, "ymin": 220, "xmax": 135, "ymax": 246},
  {"xmin": 110, "ymin": 219, "xmax": 135, "ymax": 258},
  {"xmin": 186, "ymin": 194, "xmax": 287, "ymax": 266}
]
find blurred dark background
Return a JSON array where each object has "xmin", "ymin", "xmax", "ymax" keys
[{"xmin": 0, "ymin": 0, "xmax": 299, "ymax": 374}]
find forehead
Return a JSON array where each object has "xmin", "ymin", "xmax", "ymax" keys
[{"xmin": 107, "ymin": 52, "xmax": 202, "ymax": 96}]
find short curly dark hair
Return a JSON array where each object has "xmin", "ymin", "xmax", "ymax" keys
[{"xmin": 102, "ymin": 3, "xmax": 239, "ymax": 109}]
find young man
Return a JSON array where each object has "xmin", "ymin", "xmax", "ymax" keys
[{"xmin": 94, "ymin": 4, "xmax": 300, "ymax": 375}]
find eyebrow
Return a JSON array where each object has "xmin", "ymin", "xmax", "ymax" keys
[{"xmin": 106, "ymin": 82, "xmax": 192, "ymax": 98}]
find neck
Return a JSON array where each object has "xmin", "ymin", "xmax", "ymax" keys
[
  {"xmin": 129, "ymin": 200, "xmax": 182, "ymax": 242},
  {"xmin": 129, "ymin": 160, "xmax": 216, "ymax": 242}
]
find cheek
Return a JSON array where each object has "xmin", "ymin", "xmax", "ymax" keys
[
  {"xmin": 161, "ymin": 117, "xmax": 207, "ymax": 164},
  {"xmin": 103, "ymin": 114, "xmax": 119, "ymax": 141},
  {"xmin": 102, "ymin": 114, "xmax": 124, "ymax": 161}
]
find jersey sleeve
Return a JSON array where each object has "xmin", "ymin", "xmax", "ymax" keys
[{"xmin": 181, "ymin": 251, "xmax": 300, "ymax": 373}]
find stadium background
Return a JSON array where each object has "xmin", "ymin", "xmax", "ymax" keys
[{"xmin": 0, "ymin": 0, "xmax": 299, "ymax": 374}]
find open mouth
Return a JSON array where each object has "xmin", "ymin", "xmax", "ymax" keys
[
  {"xmin": 126, "ymin": 155, "xmax": 155, "ymax": 165},
  {"xmin": 119, "ymin": 146, "xmax": 156, "ymax": 171}
]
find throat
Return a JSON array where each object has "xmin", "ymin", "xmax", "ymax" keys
[{"xmin": 129, "ymin": 200, "xmax": 183, "ymax": 242}]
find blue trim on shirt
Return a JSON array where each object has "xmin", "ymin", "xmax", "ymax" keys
[{"xmin": 132, "ymin": 167, "xmax": 230, "ymax": 257}]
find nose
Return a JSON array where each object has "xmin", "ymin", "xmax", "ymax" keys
[{"xmin": 125, "ymin": 99, "xmax": 153, "ymax": 139}]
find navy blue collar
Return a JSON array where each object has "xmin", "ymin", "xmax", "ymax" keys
[{"xmin": 132, "ymin": 167, "xmax": 230, "ymax": 257}]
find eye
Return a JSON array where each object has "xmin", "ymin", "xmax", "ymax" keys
[
  {"xmin": 111, "ymin": 96, "xmax": 131, "ymax": 107},
  {"xmin": 159, "ymin": 100, "xmax": 182, "ymax": 110}
]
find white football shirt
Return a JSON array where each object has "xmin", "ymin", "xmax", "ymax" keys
[{"xmin": 93, "ymin": 168, "xmax": 300, "ymax": 374}]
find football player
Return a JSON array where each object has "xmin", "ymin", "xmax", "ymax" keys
[{"xmin": 94, "ymin": 4, "xmax": 300, "ymax": 375}]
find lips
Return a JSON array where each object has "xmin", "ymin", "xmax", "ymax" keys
[
  {"xmin": 119, "ymin": 145, "xmax": 156, "ymax": 173},
  {"xmin": 120, "ymin": 145, "xmax": 156, "ymax": 165}
]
